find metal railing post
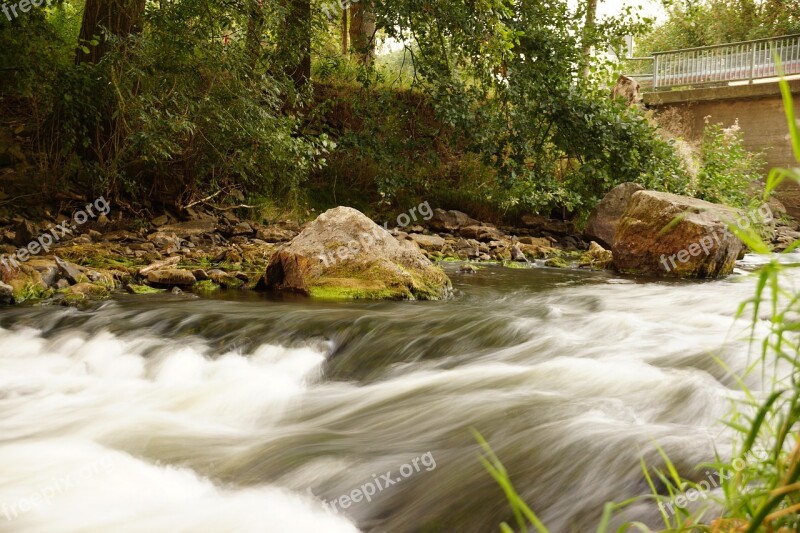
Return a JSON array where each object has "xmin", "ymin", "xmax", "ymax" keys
[
  {"xmin": 749, "ymin": 41, "xmax": 756, "ymax": 83},
  {"xmin": 653, "ymin": 54, "xmax": 659, "ymax": 89}
]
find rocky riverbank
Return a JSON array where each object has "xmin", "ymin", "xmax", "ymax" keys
[
  {"xmin": 0, "ymin": 205, "xmax": 606, "ymax": 306},
  {"xmin": 0, "ymin": 191, "xmax": 797, "ymax": 306}
]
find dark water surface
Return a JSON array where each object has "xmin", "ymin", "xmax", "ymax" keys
[{"xmin": 0, "ymin": 262, "xmax": 778, "ymax": 532}]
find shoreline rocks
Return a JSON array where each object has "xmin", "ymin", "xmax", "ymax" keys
[
  {"xmin": 613, "ymin": 191, "xmax": 744, "ymax": 278},
  {"xmin": 2, "ymin": 188, "xmax": 784, "ymax": 306}
]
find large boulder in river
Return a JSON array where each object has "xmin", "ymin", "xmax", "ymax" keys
[
  {"xmin": 613, "ymin": 191, "xmax": 744, "ymax": 278},
  {"xmin": 585, "ymin": 182, "xmax": 643, "ymax": 248},
  {"xmin": 265, "ymin": 207, "xmax": 451, "ymax": 300}
]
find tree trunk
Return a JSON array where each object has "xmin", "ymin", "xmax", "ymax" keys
[
  {"xmin": 246, "ymin": 0, "xmax": 265, "ymax": 70},
  {"xmin": 75, "ymin": 0, "xmax": 146, "ymax": 64},
  {"xmin": 279, "ymin": 0, "xmax": 311, "ymax": 87},
  {"xmin": 349, "ymin": 1, "xmax": 375, "ymax": 64},
  {"xmin": 341, "ymin": 8, "xmax": 349, "ymax": 56},
  {"xmin": 581, "ymin": 0, "xmax": 598, "ymax": 78}
]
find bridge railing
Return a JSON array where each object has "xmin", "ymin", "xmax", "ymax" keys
[{"xmin": 625, "ymin": 34, "xmax": 800, "ymax": 90}]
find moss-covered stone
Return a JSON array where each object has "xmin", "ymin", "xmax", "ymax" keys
[
  {"xmin": 193, "ymin": 280, "xmax": 221, "ymax": 292},
  {"xmin": 60, "ymin": 282, "xmax": 110, "ymax": 306},
  {"xmin": 126, "ymin": 284, "xmax": 166, "ymax": 295},
  {"xmin": 544, "ymin": 257, "xmax": 569, "ymax": 268},
  {"xmin": 1, "ymin": 265, "xmax": 49, "ymax": 303},
  {"xmin": 307, "ymin": 261, "xmax": 450, "ymax": 301},
  {"xmin": 266, "ymin": 207, "xmax": 451, "ymax": 300}
]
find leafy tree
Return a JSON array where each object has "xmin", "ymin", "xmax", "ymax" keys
[{"xmin": 638, "ymin": 0, "xmax": 800, "ymax": 55}]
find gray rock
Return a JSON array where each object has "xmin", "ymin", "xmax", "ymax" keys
[
  {"xmin": 408, "ymin": 233, "xmax": 446, "ymax": 252},
  {"xmin": 55, "ymin": 256, "xmax": 89, "ymax": 285},
  {"xmin": 256, "ymin": 227, "xmax": 298, "ymax": 243},
  {"xmin": 511, "ymin": 245, "xmax": 527, "ymax": 262},
  {"xmin": 0, "ymin": 281, "xmax": 13, "ymax": 304},
  {"xmin": 585, "ymin": 182, "xmax": 644, "ymax": 248},
  {"xmin": 265, "ymin": 207, "xmax": 450, "ymax": 300}
]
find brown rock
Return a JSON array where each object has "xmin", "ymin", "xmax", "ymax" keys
[
  {"xmin": 158, "ymin": 220, "xmax": 216, "ymax": 238},
  {"xmin": 14, "ymin": 220, "xmax": 35, "ymax": 247},
  {"xmin": 517, "ymin": 236, "xmax": 552, "ymax": 247},
  {"xmin": 612, "ymin": 191, "xmax": 744, "ymax": 278},
  {"xmin": 520, "ymin": 215, "xmax": 571, "ymax": 235},
  {"xmin": 231, "ymin": 222, "xmax": 254, "ymax": 236},
  {"xmin": 428, "ymin": 209, "xmax": 479, "ymax": 232},
  {"xmin": 578, "ymin": 241, "xmax": 613, "ymax": 270},
  {"xmin": 459, "ymin": 225, "xmax": 504, "ymax": 242},
  {"xmin": 146, "ymin": 269, "xmax": 197, "ymax": 287}
]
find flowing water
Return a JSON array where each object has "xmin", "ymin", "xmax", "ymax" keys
[{"xmin": 0, "ymin": 260, "xmax": 787, "ymax": 532}]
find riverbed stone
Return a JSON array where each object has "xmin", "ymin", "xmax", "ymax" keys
[
  {"xmin": 14, "ymin": 219, "xmax": 35, "ymax": 247},
  {"xmin": 158, "ymin": 220, "xmax": 216, "ymax": 237},
  {"xmin": 55, "ymin": 256, "xmax": 89, "ymax": 285},
  {"xmin": 585, "ymin": 182, "xmax": 644, "ymax": 248},
  {"xmin": 146, "ymin": 268, "xmax": 197, "ymax": 287},
  {"xmin": 612, "ymin": 191, "xmax": 744, "ymax": 278},
  {"xmin": 0, "ymin": 281, "xmax": 13, "ymax": 304},
  {"xmin": 428, "ymin": 209, "xmax": 478, "ymax": 232},
  {"xmin": 459, "ymin": 225, "xmax": 504, "ymax": 242},
  {"xmin": 0, "ymin": 263, "xmax": 48, "ymax": 301},
  {"xmin": 256, "ymin": 227, "xmax": 298, "ymax": 243},
  {"xmin": 578, "ymin": 241, "xmax": 613, "ymax": 270},
  {"xmin": 409, "ymin": 233, "xmax": 446, "ymax": 252},
  {"xmin": 265, "ymin": 206, "xmax": 451, "ymax": 300}
]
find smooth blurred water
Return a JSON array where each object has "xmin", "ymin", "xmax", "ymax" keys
[{"xmin": 0, "ymin": 260, "xmax": 785, "ymax": 532}]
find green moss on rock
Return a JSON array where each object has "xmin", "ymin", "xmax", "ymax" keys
[{"xmin": 544, "ymin": 257, "xmax": 569, "ymax": 268}]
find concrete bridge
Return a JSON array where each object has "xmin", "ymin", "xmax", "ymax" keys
[{"xmin": 626, "ymin": 34, "xmax": 800, "ymax": 216}]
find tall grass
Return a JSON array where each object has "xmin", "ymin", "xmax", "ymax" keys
[{"xmin": 478, "ymin": 71, "xmax": 800, "ymax": 532}]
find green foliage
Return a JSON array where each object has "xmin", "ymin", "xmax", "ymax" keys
[
  {"xmin": 2, "ymin": 0, "xmax": 333, "ymax": 207},
  {"xmin": 637, "ymin": 0, "xmax": 800, "ymax": 55},
  {"xmin": 316, "ymin": 0, "xmax": 689, "ymax": 219},
  {"xmin": 694, "ymin": 120, "xmax": 765, "ymax": 208}
]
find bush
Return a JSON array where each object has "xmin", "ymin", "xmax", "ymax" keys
[{"xmin": 695, "ymin": 119, "xmax": 764, "ymax": 208}]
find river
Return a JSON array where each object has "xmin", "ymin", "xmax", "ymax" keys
[{"xmin": 0, "ymin": 259, "xmax": 783, "ymax": 532}]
